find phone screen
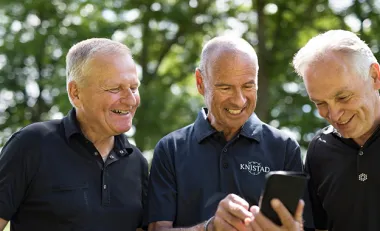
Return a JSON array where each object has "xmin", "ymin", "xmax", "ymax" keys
[{"xmin": 259, "ymin": 171, "xmax": 308, "ymax": 226}]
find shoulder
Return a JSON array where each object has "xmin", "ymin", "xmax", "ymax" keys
[
  {"xmin": 155, "ymin": 123, "xmax": 194, "ymax": 149},
  {"xmin": 305, "ymin": 125, "xmax": 336, "ymax": 162},
  {"xmin": 260, "ymin": 122, "xmax": 299, "ymax": 146},
  {"xmin": 0, "ymin": 120, "xmax": 61, "ymax": 166},
  {"xmin": 6, "ymin": 120, "xmax": 62, "ymax": 148},
  {"xmin": 308, "ymin": 125, "xmax": 335, "ymax": 151}
]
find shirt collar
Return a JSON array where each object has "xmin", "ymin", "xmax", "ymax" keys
[
  {"xmin": 62, "ymin": 108, "xmax": 134, "ymax": 156},
  {"xmin": 63, "ymin": 108, "xmax": 82, "ymax": 141},
  {"xmin": 194, "ymin": 108, "xmax": 262, "ymax": 143}
]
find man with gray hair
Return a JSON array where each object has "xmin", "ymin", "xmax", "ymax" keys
[
  {"xmin": 147, "ymin": 36, "xmax": 308, "ymax": 231},
  {"xmin": 0, "ymin": 38, "xmax": 148, "ymax": 231},
  {"xmin": 293, "ymin": 29, "xmax": 380, "ymax": 231}
]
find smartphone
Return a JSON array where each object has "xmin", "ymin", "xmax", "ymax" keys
[{"xmin": 259, "ymin": 171, "xmax": 309, "ymax": 226}]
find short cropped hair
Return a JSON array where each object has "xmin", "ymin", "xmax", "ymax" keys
[
  {"xmin": 293, "ymin": 30, "xmax": 378, "ymax": 80},
  {"xmin": 198, "ymin": 36, "xmax": 259, "ymax": 84}
]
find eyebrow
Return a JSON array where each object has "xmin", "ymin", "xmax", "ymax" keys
[{"xmin": 309, "ymin": 88, "xmax": 350, "ymax": 102}]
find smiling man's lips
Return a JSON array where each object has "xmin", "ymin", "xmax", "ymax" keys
[
  {"xmin": 111, "ymin": 109, "xmax": 130, "ymax": 115},
  {"xmin": 225, "ymin": 107, "xmax": 246, "ymax": 115},
  {"xmin": 337, "ymin": 115, "xmax": 354, "ymax": 125}
]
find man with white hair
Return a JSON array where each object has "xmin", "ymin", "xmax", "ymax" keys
[
  {"xmin": 293, "ymin": 29, "xmax": 380, "ymax": 231},
  {"xmin": 0, "ymin": 38, "xmax": 148, "ymax": 231},
  {"xmin": 147, "ymin": 36, "xmax": 309, "ymax": 231}
]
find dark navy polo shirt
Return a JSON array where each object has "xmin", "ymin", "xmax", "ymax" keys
[
  {"xmin": 305, "ymin": 125, "xmax": 380, "ymax": 231},
  {"xmin": 147, "ymin": 108, "xmax": 304, "ymax": 227},
  {"xmin": 0, "ymin": 109, "xmax": 148, "ymax": 231}
]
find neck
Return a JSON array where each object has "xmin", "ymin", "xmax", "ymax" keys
[
  {"xmin": 222, "ymin": 128, "xmax": 239, "ymax": 141},
  {"xmin": 209, "ymin": 120, "xmax": 240, "ymax": 141},
  {"xmin": 76, "ymin": 115, "xmax": 115, "ymax": 157}
]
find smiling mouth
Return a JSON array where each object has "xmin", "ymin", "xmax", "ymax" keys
[
  {"xmin": 225, "ymin": 108, "xmax": 244, "ymax": 115},
  {"xmin": 111, "ymin": 109, "xmax": 130, "ymax": 115},
  {"xmin": 337, "ymin": 115, "xmax": 354, "ymax": 125}
]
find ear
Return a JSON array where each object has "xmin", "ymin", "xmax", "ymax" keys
[
  {"xmin": 68, "ymin": 81, "xmax": 82, "ymax": 108},
  {"xmin": 370, "ymin": 63, "xmax": 380, "ymax": 90},
  {"xmin": 195, "ymin": 68, "xmax": 205, "ymax": 95}
]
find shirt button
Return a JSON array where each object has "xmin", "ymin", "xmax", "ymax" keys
[
  {"xmin": 358, "ymin": 150, "xmax": 364, "ymax": 156},
  {"xmin": 223, "ymin": 148, "xmax": 227, "ymax": 153},
  {"xmin": 94, "ymin": 152, "xmax": 99, "ymax": 156},
  {"xmin": 358, "ymin": 173, "xmax": 367, "ymax": 182},
  {"xmin": 119, "ymin": 150, "xmax": 124, "ymax": 154},
  {"xmin": 103, "ymin": 185, "xmax": 107, "ymax": 189},
  {"xmin": 223, "ymin": 162, "xmax": 229, "ymax": 169}
]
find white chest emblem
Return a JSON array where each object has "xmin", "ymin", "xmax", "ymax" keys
[{"xmin": 240, "ymin": 161, "xmax": 270, "ymax": 175}]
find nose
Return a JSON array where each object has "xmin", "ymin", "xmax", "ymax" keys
[
  {"xmin": 327, "ymin": 104, "xmax": 344, "ymax": 122},
  {"xmin": 232, "ymin": 89, "xmax": 247, "ymax": 108},
  {"xmin": 120, "ymin": 88, "xmax": 137, "ymax": 106}
]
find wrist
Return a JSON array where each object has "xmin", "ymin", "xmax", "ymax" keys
[{"xmin": 204, "ymin": 216, "xmax": 214, "ymax": 231}]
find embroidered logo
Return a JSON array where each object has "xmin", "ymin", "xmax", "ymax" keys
[
  {"xmin": 240, "ymin": 161, "xmax": 270, "ymax": 175},
  {"xmin": 358, "ymin": 173, "xmax": 367, "ymax": 182}
]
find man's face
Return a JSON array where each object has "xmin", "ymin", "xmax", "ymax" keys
[
  {"xmin": 198, "ymin": 50, "xmax": 258, "ymax": 132},
  {"xmin": 73, "ymin": 53, "xmax": 140, "ymax": 137},
  {"xmin": 304, "ymin": 52, "xmax": 380, "ymax": 145}
]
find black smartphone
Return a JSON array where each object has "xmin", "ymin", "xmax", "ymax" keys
[{"xmin": 259, "ymin": 171, "xmax": 309, "ymax": 226}]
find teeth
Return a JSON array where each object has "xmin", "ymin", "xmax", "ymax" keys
[
  {"xmin": 338, "ymin": 117, "xmax": 352, "ymax": 125},
  {"xmin": 226, "ymin": 109, "xmax": 242, "ymax": 115},
  {"xmin": 112, "ymin": 109, "xmax": 130, "ymax": 115}
]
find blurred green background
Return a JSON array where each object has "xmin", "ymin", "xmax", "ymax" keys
[
  {"xmin": 1, "ymin": 0, "xmax": 380, "ymax": 159},
  {"xmin": 2, "ymin": 0, "xmax": 380, "ymax": 229}
]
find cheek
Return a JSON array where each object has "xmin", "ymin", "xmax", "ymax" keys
[{"xmin": 134, "ymin": 94, "xmax": 141, "ymax": 106}]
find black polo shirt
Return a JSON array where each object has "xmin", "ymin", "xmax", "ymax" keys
[
  {"xmin": 0, "ymin": 109, "xmax": 148, "ymax": 231},
  {"xmin": 147, "ymin": 108, "xmax": 304, "ymax": 227},
  {"xmin": 305, "ymin": 125, "xmax": 380, "ymax": 231}
]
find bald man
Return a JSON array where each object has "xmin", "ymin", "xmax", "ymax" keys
[{"xmin": 146, "ymin": 36, "xmax": 307, "ymax": 231}]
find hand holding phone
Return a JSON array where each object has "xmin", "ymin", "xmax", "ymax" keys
[{"xmin": 259, "ymin": 171, "xmax": 308, "ymax": 226}]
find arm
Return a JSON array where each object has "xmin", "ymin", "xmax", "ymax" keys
[
  {"xmin": 0, "ymin": 132, "xmax": 39, "ymax": 225},
  {"xmin": 149, "ymin": 194, "xmax": 253, "ymax": 231},
  {"xmin": 0, "ymin": 218, "xmax": 8, "ymax": 231}
]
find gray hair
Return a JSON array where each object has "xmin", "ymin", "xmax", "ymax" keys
[
  {"xmin": 293, "ymin": 30, "xmax": 378, "ymax": 80},
  {"xmin": 198, "ymin": 36, "xmax": 258, "ymax": 85},
  {"xmin": 65, "ymin": 38, "xmax": 132, "ymax": 105}
]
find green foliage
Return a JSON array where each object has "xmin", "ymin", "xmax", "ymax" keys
[{"xmin": 0, "ymin": 0, "xmax": 380, "ymax": 154}]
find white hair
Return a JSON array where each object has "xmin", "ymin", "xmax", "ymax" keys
[
  {"xmin": 198, "ymin": 36, "xmax": 259, "ymax": 84},
  {"xmin": 293, "ymin": 30, "xmax": 378, "ymax": 80},
  {"xmin": 65, "ymin": 38, "xmax": 132, "ymax": 105}
]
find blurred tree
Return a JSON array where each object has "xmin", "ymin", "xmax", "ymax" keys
[{"xmin": 0, "ymin": 0, "xmax": 379, "ymax": 154}]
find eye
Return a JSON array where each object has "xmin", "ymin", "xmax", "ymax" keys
[
  {"xmin": 337, "ymin": 95, "xmax": 350, "ymax": 101},
  {"xmin": 219, "ymin": 87, "xmax": 230, "ymax": 91},
  {"xmin": 315, "ymin": 102, "xmax": 326, "ymax": 106},
  {"xmin": 130, "ymin": 86, "xmax": 138, "ymax": 93},
  {"xmin": 106, "ymin": 87, "xmax": 120, "ymax": 93},
  {"xmin": 244, "ymin": 84, "xmax": 255, "ymax": 89}
]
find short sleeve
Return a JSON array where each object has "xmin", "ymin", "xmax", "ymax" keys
[
  {"xmin": 146, "ymin": 139, "xmax": 177, "ymax": 225},
  {"xmin": 0, "ymin": 131, "xmax": 41, "ymax": 221}
]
